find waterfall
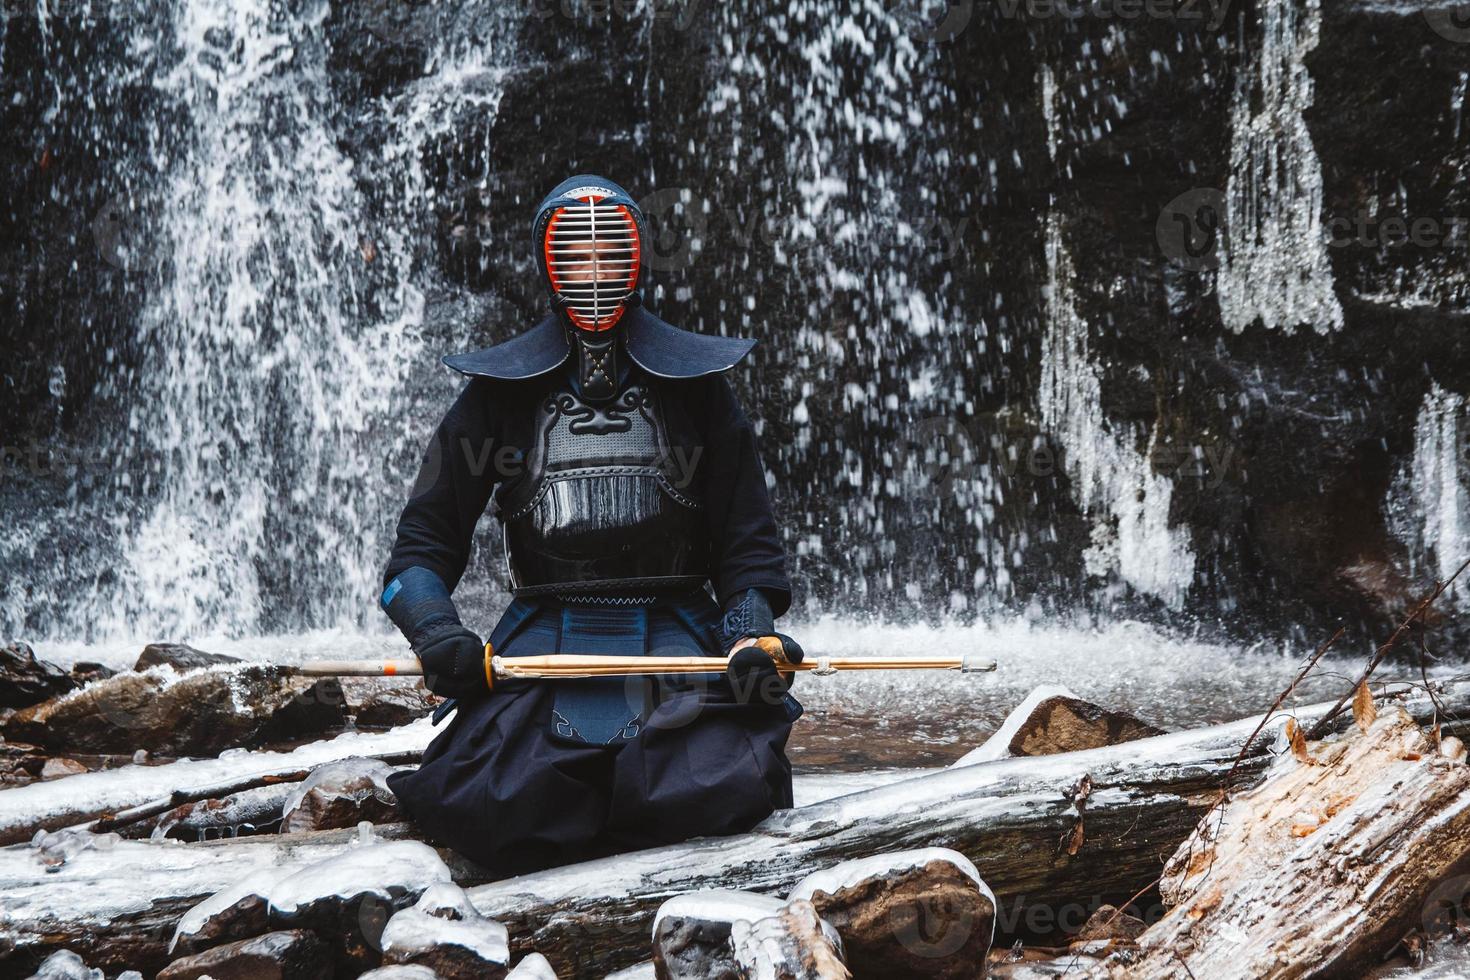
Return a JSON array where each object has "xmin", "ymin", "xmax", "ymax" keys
[
  {"xmin": 1395, "ymin": 384, "xmax": 1470, "ymax": 606},
  {"xmin": 101, "ymin": 0, "xmax": 423, "ymax": 639},
  {"xmin": 0, "ymin": 0, "xmax": 517, "ymax": 642},
  {"xmin": 1218, "ymin": 0, "xmax": 1343, "ymax": 334},
  {"xmin": 1040, "ymin": 215, "xmax": 1196, "ymax": 610}
]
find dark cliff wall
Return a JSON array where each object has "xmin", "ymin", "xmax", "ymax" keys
[{"xmin": 3, "ymin": 0, "xmax": 1469, "ymax": 642}]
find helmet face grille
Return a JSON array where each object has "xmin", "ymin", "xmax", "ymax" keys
[{"xmin": 544, "ymin": 195, "xmax": 641, "ymax": 332}]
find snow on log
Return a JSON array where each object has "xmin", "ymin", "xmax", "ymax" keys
[
  {"xmin": 0, "ymin": 717, "xmax": 439, "ymax": 845},
  {"xmin": 0, "ymin": 720, "xmax": 916, "ymax": 848},
  {"xmin": 463, "ymin": 679, "xmax": 1470, "ymax": 978},
  {"xmin": 1088, "ymin": 704, "xmax": 1470, "ymax": 979}
]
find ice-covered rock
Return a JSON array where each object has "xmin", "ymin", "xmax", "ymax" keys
[
  {"xmin": 30, "ymin": 827, "xmax": 119, "ymax": 871},
  {"xmin": 156, "ymin": 929, "xmax": 330, "ymax": 980},
  {"xmin": 173, "ymin": 839, "xmax": 452, "ymax": 973},
  {"xmin": 506, "ymin": 952, "xmax": 559, "ymax": 979},
  {"xmin": 172, "ymin": 866, "xmax": 294, "ymax": 956},
  {"xmin": 728, "ymin": 899, "xmax": 849, "ymax": 980},
  {"xmin": 358, "ymin": 966, "xmax": 442, "ymax": 980},
  {"xmin": 788, "ymin": 849, "xmax": 994, "ymax": 980},
  {"xmin": 24, "ymin": 948, "xmax": 103, "ymax": 979},
  {"xmin": 267, "ymin": 839, "xmax": 452, "ymax": 919},
  {"xmin": 280, "ymin": 757, "xmax": 401, "ymax": 833},
  {"xmin": 951, "ymin": 685, "xmax": 1163, "ymax": 766},
  {"xmin": 1, "ymin": 641, "xmax": 77, "ymax": 709},
  {"xmin": 1, "ymin": 665, "xmax": 347, "ymax": 757},
  {"xmin": 134, "ymin": 642, "xmax": 242, "ymax": 672},
  {"xmin": 652, "ymin": 889, "xmax": 787, "ymax": 980},
  {"xmin": 380, "ymin": 882, "xmax": 510, "ymax": 978},
  {"xmin": 151, "ymin": 783, "xmax": 295, "ymax": 841}
]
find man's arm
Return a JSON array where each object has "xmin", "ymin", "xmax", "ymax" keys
[
  {"xmin": 380, "ymin": 380, "xmax": 501, "ymax": 698},
  {"xmin": 699, "ymin": 374, "xmax": 803, "ymax": 708},
  {"xmin": 699, "ymin": 373, "xmax": 792, "ymax": 616}
]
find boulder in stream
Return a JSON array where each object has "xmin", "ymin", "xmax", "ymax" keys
[
  {"xmin": 788, "ymin": 848, "xmax": 995, "ymax": 980},
  {"xmin": 150, "ymin": 783, "xmax": 294, "ymax": 841},
  {"xmin": 952, "ymin": 685, "xmax": 1163, "ymax": 766},
  {"xmin": 353, "ymin": 684, "xmax": 438, "ymax": 729},
  {"xmin": 1, "ymin": 665, "xmax": 346, "ymax": 757},
  {"xmin": 1, "ymin": 641, "xmax": 76, "ymax": 709},
  {"xmin": 134, "ymin": 642, "xmax": 242, "ymax": 672}
]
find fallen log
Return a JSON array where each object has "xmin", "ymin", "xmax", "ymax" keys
[
  {"xmin": 463, "ymin": 678, "xmax": 1470, "ymax": 978},
  {"xmin": 1091, "ymin": 704, "xmax": 1470, "ymax": 978},
  {"xmin": 0, "ymin": 769, "xmax": 917, "ymax": 973},
  {"xmin": 0, "ymin": 718, "xmax": 441, "ymax": 845}
]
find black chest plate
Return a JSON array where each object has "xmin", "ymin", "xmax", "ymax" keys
[{"xmin": 497, "ymin": 383, "xmax": 708, "ymax": 596}]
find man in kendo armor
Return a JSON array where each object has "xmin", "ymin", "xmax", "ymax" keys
[{"xmin": 379, "ymin": 175, "xmax": 803, "ymax": 874}]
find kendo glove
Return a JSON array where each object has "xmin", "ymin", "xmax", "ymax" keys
[
  {"xmin": 380, "ymin": 566, "xmax": 487, "ymax": 700},
  {"xmin": 719, "ymin": 588, "xmax": 804, "ymax": 706}
]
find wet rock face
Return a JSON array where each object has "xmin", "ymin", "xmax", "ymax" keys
[
  {"xmin": 728, "ymin": 899, "xmax": 850, "ymax": 980},
  {"xmin": 280, "ymin": 758, "xmax": 402, "ymax": 834},
  {"xmin": 789, "ymin": 850, "xmax": 995, "ymax": 980},
  {"xmin": 380, "ymin": 882, "xmax": 511, "ymax": 979},
  {"xmin": 156, "ymin": 930, "xmax": 330, "ymax": 980},
  {"xmin": 1, "ymin": 665, "xmax": 346, "ymax": 757},
  {"xmin": 352, "ymin": 684, "xmax": 438, "ymax": 729},
  {"xmin": 1, "ymin": 642, "xmax": 77, "ymax": 708},
  {"xmin": 652, "ymin": 889, "xmax": 789, "ymax": 980}
]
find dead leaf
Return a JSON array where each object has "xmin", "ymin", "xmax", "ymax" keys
[
  {"xmin": 1353, "ymin": 680, "xmax": 1377, "ymax": 734},
  {"xmin": 1290, "ymin": 822, "xmax": 1319, "ymax": 837},
  {"xmin": 1325, "ymin": 794, "xmax": 1356, "ymax": 818},
  {"xmin": 1429, "ymin": 723, "xmax": 1442, "ymax": 750},
  {"xmin": 1067, "ymin": 819, "xmax": 1085, "ymax": 855},
  {"xmin": 1400, "ymin": 752, "xmax": 1423, "ymax": 762},
  {"xmin": 1286, "ymin": 718, "xmax": 1320, "ymax": 766}
]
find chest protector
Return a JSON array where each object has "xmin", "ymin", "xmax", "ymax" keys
[{"xmin": 496, "ymin": 381, "xmax": 709, "ymax": 596}]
